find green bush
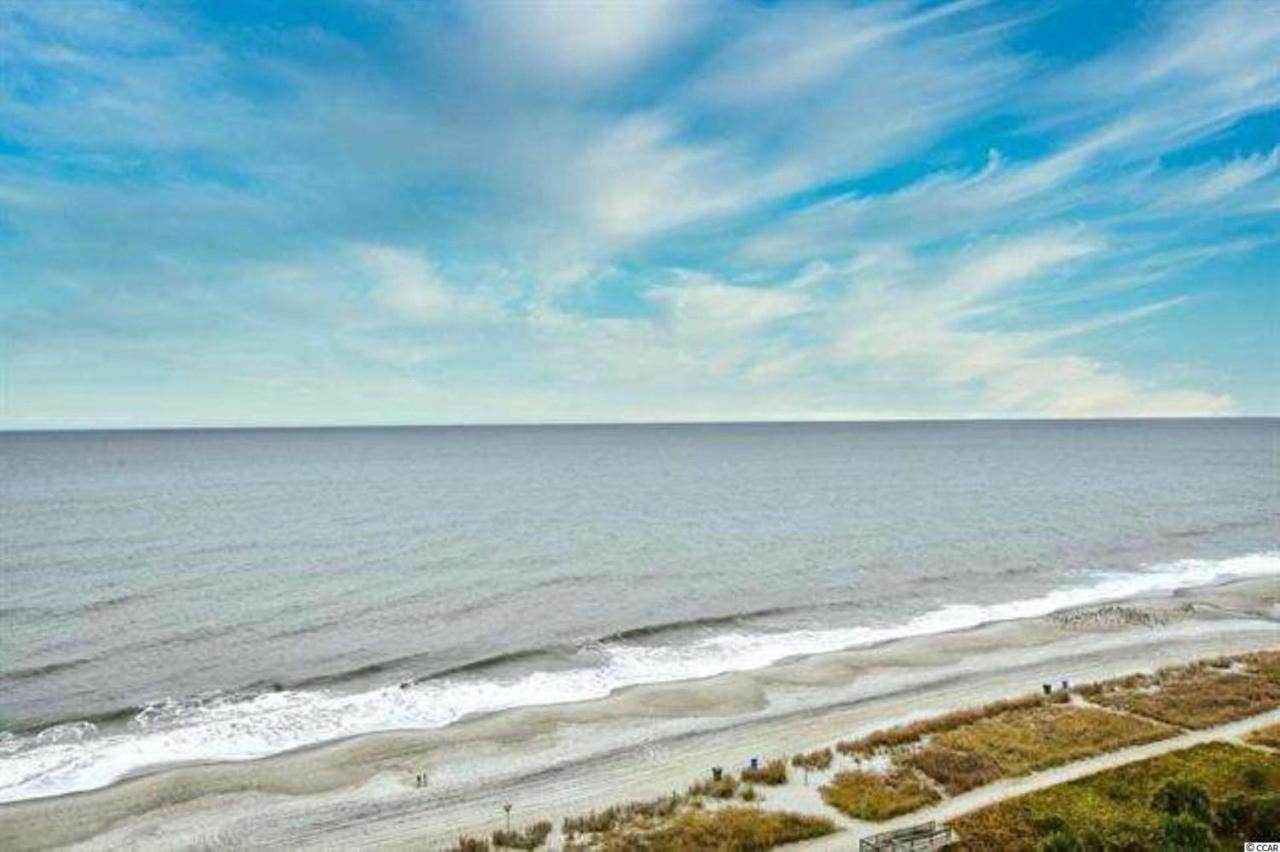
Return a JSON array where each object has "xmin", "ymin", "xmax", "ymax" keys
[
  {"xmin": 1102, "ymin": 778, "xmax": 1134, "ymax": 802},
  {"xmin": 1098, "ymin": 820, "xmax": 1152, "ymax": 852},
  {"xmin": 1038, "ymin": 828, "xmax": 1083, "ymax": 851},
  {"xmin": 1215, "ymin": 793, "xmax": 1280, "ymax": 841},
  {"xmin": 1158, "ymin": 814, "xmax": 1212, "ymax": 851},
  {"xmin": 1151, "ymin": 779, "xmax": 1210, "ymax": 822}
]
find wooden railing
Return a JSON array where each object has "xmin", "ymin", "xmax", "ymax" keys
[{"xmin": 859, "ymin": 820, "xmax": 954, "ymax": 851}]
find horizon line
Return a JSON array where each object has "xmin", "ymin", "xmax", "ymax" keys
[{"xmin": 1, "ymin": 413, "xmax": 1275, "ymax": 435}]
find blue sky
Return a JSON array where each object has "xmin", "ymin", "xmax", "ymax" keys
[{"xmin": 1, "ymin": 0, "xmax": 1276, "ymax": 428}]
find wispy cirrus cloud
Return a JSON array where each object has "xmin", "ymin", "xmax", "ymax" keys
[{"xmin": 1, "ymin": 0, "xmax": 1275, "ymax": 427}]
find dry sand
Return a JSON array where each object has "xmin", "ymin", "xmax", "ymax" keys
[{"xmin": 1, "ymin": 576, "xmax": 1275, "ymax": 850}]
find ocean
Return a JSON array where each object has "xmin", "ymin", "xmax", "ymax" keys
[{"xmin": 1, "ymin": 419, "xmax": 1277, "ymax": 802}]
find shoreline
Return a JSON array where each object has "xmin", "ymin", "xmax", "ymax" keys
[
  {"xmin": 4, "ymin": 553, "xmax": 1275, "ymax": 807},
  {"xmin": 0, "ymin": 574, "xmax": 1276, "ymax": 849}
]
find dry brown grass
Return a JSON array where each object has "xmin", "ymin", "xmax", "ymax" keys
[
  {"xmin": 686, "ymin": 773, "xmax": 739, "ymax": 799},
  {"xmin": 450, "ymin": 837, "xmax": 491, "ymax": 852},
  {"xmin": 492, "ymin": 820, "xmax": 552, "ymax": 849},
  {"xmin": 563, "ymin": 794, "xmax": 683, "ymax": 834},
  {"xmin": 819, "ymin": 768, "xmax": 940, "ymax": 820},
  {"xmin": 1248, "ymin": 722, "xmax": 1280, "ymax": 749},
  {"xmin": 740, "ymin": 759, "xmax": 787, "ymax": 786},
  {"xmin": 594, "ymin": 807, "xmax": 835, "ymax": 851},
  {"xmin": 835, "ymin": 692, "xmax": 1067, "ymax": 756},
  {"xmin": 790, "ymin": 748, "xmax": 833, "ymax": 771},
  {"xmin": 905, "ymin": 705, "xmax": 1175, "ymax": 794},
  {"xmin": 1081, "ymin": 656, "xmax": 1280, "ymax": 728},
  {"xmin": 1240, "ymin": 650, "xmax": 1280, "ymax": 684}
]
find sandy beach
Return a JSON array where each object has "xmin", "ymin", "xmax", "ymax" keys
[{"xmin": 0, "ymin": 575, "xmax": 1274, "ymax": 850}]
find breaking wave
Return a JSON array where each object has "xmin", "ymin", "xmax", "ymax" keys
[{"xmin": 1, "ymin": 551, "xmax": 1275, "ymax": 804}]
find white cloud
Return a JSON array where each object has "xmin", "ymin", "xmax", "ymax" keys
[
  {"xmin": 829, "ymin": 234, "xmax": 1232, "ymax": 418},
  {"xmin": 647, "ymin": 271, "xmax": 811, "ymax": 335},
  {"xmin": 356, "ymin": 245, "xmax": 503, "ymax": 324},
  {"xmin": 465, "ymin": 0, "xmax": 699, "ymax": 89}
]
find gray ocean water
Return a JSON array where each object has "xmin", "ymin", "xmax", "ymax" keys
[{"xmin": 1, "ymin": 419, "xmax": 1277, "ymax": 801}]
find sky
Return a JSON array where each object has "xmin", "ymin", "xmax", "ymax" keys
[{"xmin": 1, "ymin": 0, "xmax": 1277, "ymax": 429}]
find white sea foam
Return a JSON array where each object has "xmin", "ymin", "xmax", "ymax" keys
[{"xmin": 1, "ymin": 551, "xmax": 1275, "ymax": 803}]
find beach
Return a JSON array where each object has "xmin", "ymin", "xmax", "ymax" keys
[{"xmin": 1, "ymin": 574, "xmax": 1275, "ymax": 850}]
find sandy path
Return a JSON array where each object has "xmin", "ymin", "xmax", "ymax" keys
[{"xmin": 0, "ymin": 578, "xmax": 1274, "ymax": 850}]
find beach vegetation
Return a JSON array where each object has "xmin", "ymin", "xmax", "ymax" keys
[
  {"xmin": 492, "ymin": 819, "xmax": 553, "ymax": 849},
  {"xmin": 686, "ymin": 773, "xmax": 738, "ymax": 799},
  {"xmin": 593, "ymin": 806, "xmax": 835, "ymax": 851},
  {"xmin": 739, "ymin": 783, "xmax": 756, "ymax": 802},
  {"xmin": 563, "ymin": 795, "xmax": 683, "ymax": 834},
  {"xmin": 835, "ymin": 691, "xmax": 1067, "ymax": 756},
  {"xmin": 819, "ymin": 768, "xmax": 940, "ymax": 820},
  {"xmin": 1080, "ymin": 654, "xmax": 1280, "ymax": 728},
  {"xmin": 739, "ymin": 759, "xmax": 787, "ymax": 786},
  {"xmin": 1150, "ymin": 778, "xmax": 1210, "ymax": 821},
  {"xmin": 950, "ymin": 741, "xmax": 1280, "ymax": 850},
  {"xmin": 451, "ymin": 836, "xmax": 491, "ymax": 852},
  {"xmin": 1247, "ymin": 722, "xmax": 1280, "ymax": 749},
  {"xmin": 905, "ymin": 705, "xmax": 1174, "ymax": 794},
  {"xmin": 1037, "ymin": 827, "xmax": 1083, "ymax": 851},
  {"xmin": 790, "ymin": 748, "xmax": 832, "ymax": 771},
  {"xmin": 1158, "ymin": 813, "xmax": 1212, "ymax": 850}
]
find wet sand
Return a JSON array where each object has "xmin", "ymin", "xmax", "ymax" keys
[{"xmin": 1, "ymin": 576, "xmax": 1275, "ymax": 850}]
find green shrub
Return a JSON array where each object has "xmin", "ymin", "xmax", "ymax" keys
[
  {"xmin": 1038, "ymin": 828, "xmax": 1083, "ymax": 852},
  {"xmin": 1158, "ymin": 814, "xmax": 1212, "ymax": 851},
  {"xmin": 1151, "ymin": 778, "xmax": 1210, "ymax": 821},
  {"xmin": 1215, "ymin": 793, "xmax": 1280, "ymax": 840},
  {"xmin": 1098, "ymin": 820, "xmax": 1151, "ymax": 852},
  {"xmin": 1102, "ymin": 778, "xmax": 1134, "ymax": 802}
]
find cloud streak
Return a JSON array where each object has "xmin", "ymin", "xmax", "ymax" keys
[{"xmin": 1, "ymin": 0, "xmax": 1275, "ymax": 427}]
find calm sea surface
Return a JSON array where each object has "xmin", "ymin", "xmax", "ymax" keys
[{"xmin": 1, "ymin": 420, "xmax": 1277, "ymax": 800}]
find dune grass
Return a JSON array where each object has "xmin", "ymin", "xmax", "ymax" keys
[
  {"xmin": 950, "ymin": 741, "xmax": 1280, "ymax": 850},
  {"xmin": 686, "ymin": 773, "xmax": 739, "ymax": 799},
  {"xmin": 740, "ymin": 759, "xmax": 788, "ymax": 786},
  {"xmin": 835, "ymin": 692, "xmax": 1068, "ymax": 756},
  {"xmin": 824, "ymin": 695, "xmax": 1172, "ymax": 817},
  {"xmin": 1248, "ymin": 722, "xmax": 1280, "ymax": 750},
  {"xmin": 450, "ymin": 837, "xmax": 491, "ymax": 852},
  {"xmin": 905, "ymin": 704, "xmax": 1175, "ymax": 794},
  {"xmin": 563, "ymin": 794, "xmax": 683, "ymax": 835},
  {"xmin": 492, "ymin": 820, "xmax": 553, "ymax": 849},
  {"xmin": 790, "ymin": 748, "xmax": 833, "ymax": 771},
  {"xmin": 1080, "ymin": 653, "xmax": 1280, "ymax": 729},
  {"xmin": 593, "ymin": 806, "xmax": 835, "ymax": 851},
  {"xmin": 1239, "ymin": 650, "xmax": 1280, "ymax": 684},
  {"xmin": 819, "ymin": 768, "xmax": 940, "ymax": 820}
]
